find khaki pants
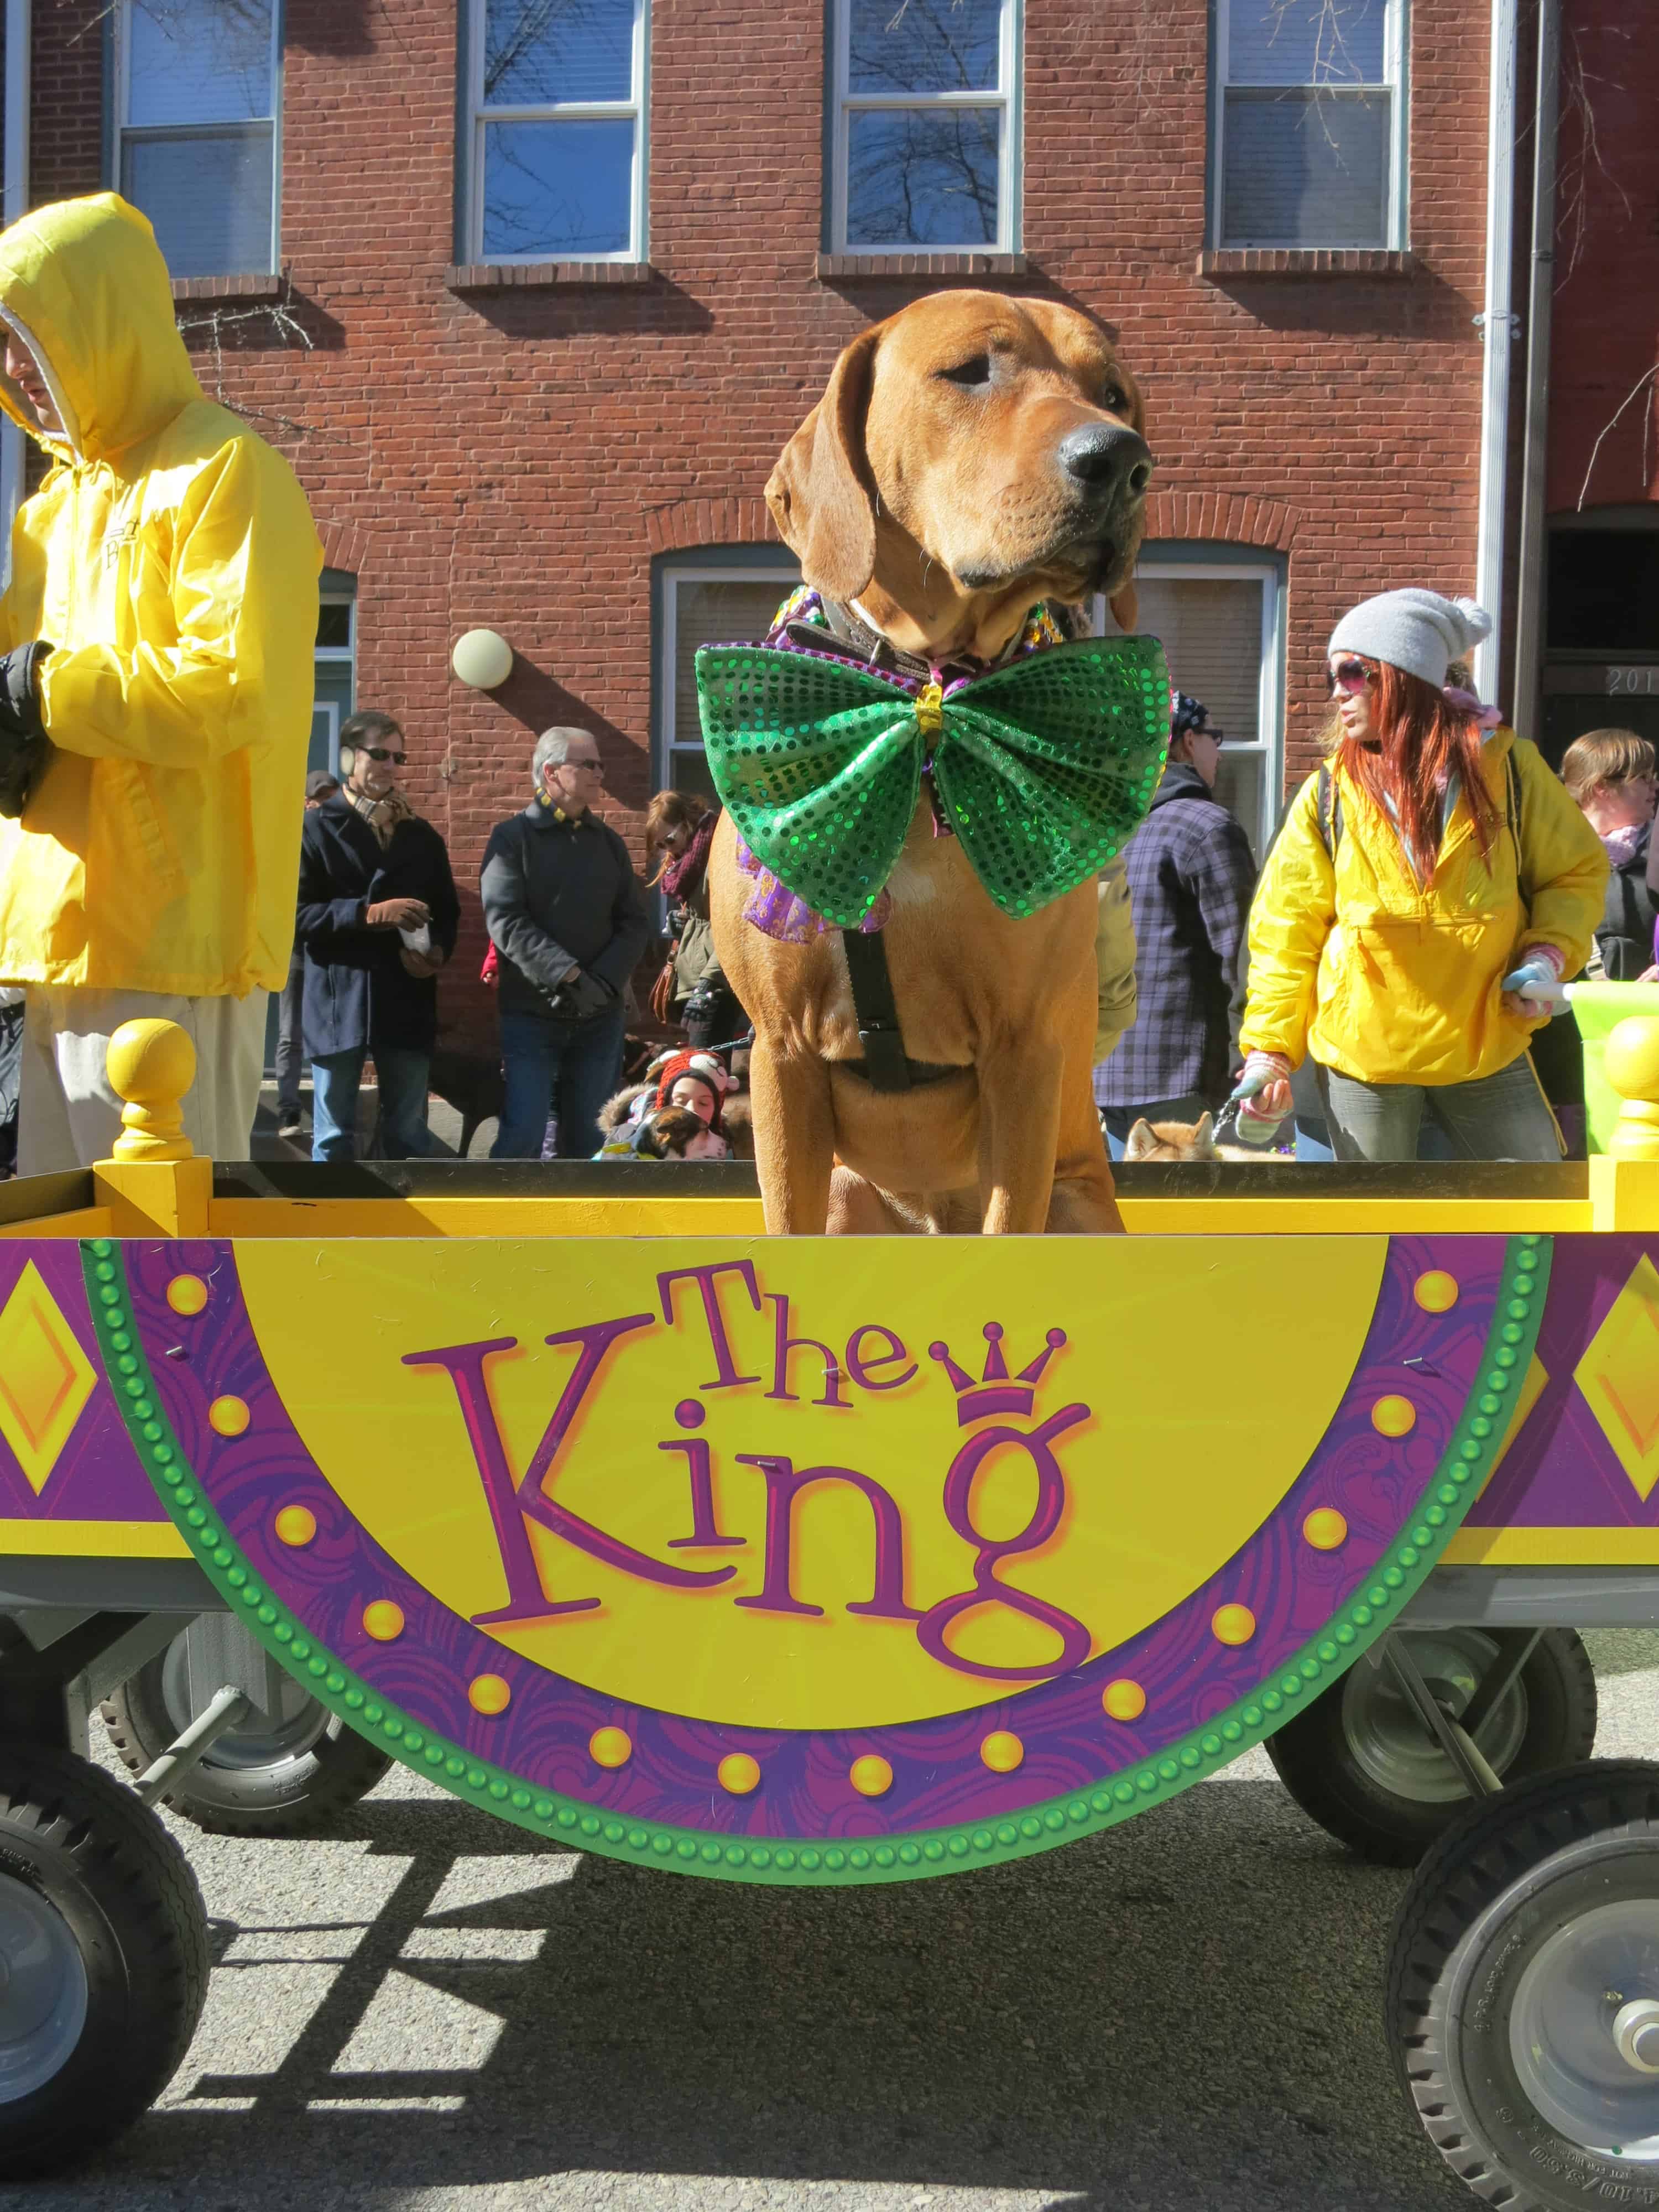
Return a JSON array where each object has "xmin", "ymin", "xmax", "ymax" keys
[{"xmin": 17, "ymin": 986, "xmax": 269, "ymax": 1175}]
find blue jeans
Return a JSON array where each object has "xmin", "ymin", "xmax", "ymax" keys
[
  {"xmin": 311, "ymin": 1046, "xmax": 431, "ymax": 1163},
  {"xmin": 1314, "ymin": 1055, "xmax": 1563, "ymax": 1164},
  {"xmin": 492, "ymin": 1004, "xmax": 627, "ymax": 1160}
]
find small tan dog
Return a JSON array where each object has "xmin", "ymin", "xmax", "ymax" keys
[
  {"xmin": 1121, "ymin": 1113, "xmax": 1277, "ymax": 1164},
  {"xmin": 709, "ymin": 290, "xmax": 1152, "ymax": 1236}
]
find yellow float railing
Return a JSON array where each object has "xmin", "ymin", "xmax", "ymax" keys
[{"xmin": 3, "ymin": 1012, "xmax": 1659, "ymax": 1239}]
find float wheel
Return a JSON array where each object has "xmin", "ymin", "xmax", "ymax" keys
[
  {"xmin": 102, "ymin": 1631, "xmax": 390, "ymax": 1836},
  {"xmin": 1389, "ymin": 1759, "xmax": 1659, "ymax": 2211},
  {"xmin": 1266, "ymin": 1627, "xmax": 1597, "ymax": 1864},
  {"xmin": 0, "ymin": 1746, "xmax": 208, "ymax": 2178}
]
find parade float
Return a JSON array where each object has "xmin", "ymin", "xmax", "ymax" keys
[{"xmin": 1, "ymin": 1011, "xmax": 1658, "ymax": 2206}]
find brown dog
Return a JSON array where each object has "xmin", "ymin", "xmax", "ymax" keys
[{"xmin": 709, "ymin": 290, "xmax": 1152, "ymax": 1236}]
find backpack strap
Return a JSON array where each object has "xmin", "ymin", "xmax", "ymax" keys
[
  {"xmin": 1315, "ymin": 764, "xmax": 1343, "ymax": 862},
  {"xmin": 1505, "ymin": 745, "xmax": 1530, "ymax": 907}
]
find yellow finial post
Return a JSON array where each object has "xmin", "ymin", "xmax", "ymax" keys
[
  {"xmin": 107, "ymin": 1019, "xmax": 196, "ymax": 1162},
  {"xmin": 1590, "ymin": 1015, "xmax": 1659, "ymax": 1228},
  {"xmin": 94, "ymin": 1020, "xmax": 211, "ymax": 1237},
  {"xmin": 1605, "ymin": 1018, "xmax": 1659, "ymax": 1162}
]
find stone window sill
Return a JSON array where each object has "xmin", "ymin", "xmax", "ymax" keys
[
  {"xmin": 446, "ymin": 261, "xmax": 657, "ymax": 292},
  {"xmin": 816, "ymin": 251, "xmax": 1032, "ymax": 281},
  {"xmin": 170, "ymin": 273, "xmax": 287, "ymax": 303},
  {"xmin": 1196, "ymin": 248, "xmax": 1414, "ymax": 278}
]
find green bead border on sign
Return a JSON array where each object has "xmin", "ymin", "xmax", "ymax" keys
[{"xmin": 83, "ymin": 1234, "xmax": 1550, "ymax": 1886}]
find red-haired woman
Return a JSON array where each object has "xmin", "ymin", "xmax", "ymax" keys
[{"xmin": 1234, "ymin": 591, "xmax": 1608, "ymax": 1161}]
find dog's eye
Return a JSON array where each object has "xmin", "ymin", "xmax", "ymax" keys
[
  {"xmin": 938, "ymin": 356, "xmax": 993, "ymax": 388},
  {"xmin": 1102, "ymin": 385, "xmax": 1128, "ymax": 412}
]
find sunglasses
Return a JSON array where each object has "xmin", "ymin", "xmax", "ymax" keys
[
  {"xmin": 562, "ymin": 757, "xmax": 603, "ymax": 773},
  {"xmin": 357, "ymin": 745, "xmax": 406, "ymax": 764},
  {"xmin": 1327, "ymin": 657, "xmax": 1377, "ymax": 697}
]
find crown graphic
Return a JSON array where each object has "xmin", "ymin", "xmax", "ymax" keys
[{"xmin": 928, "ymin": 1323, "xmax": 1068, "ymax": 1426}]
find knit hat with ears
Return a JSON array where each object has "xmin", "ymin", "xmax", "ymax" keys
[
  {"xmin": 653, "ymin": 1049, "xmax": 727, "ymax": 1130},
  {"xmin": 1328, "ymin": 591, "xmax": 1494, "ymax": 692}
]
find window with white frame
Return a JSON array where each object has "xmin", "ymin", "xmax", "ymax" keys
[
  {"xmin": 658, "ymin": 560, "xmax": 800, "ymax": 800},
  {"xmin": 832, "ymin": 0, "xmax": 1019, "ymax": 253},
  {"xmin": 1102, "ymin": 557, "xmax": 1285, "ymax": 863},
  {"xmin": 312, "ymin": 577, "xmax": 356, "ymax": 779},
  {"xmin": 1213, "ymin": 0, "xmax": 1405, "ymax": 249},
  {"xmin": 468, "ymin": 0, "xmax": 647, "ymax": 263},
  {"xmin": 116, "ymin": 0, "xmax": 279, "ymax": 279}
]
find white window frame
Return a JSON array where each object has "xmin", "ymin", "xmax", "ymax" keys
[
  {"xmin": 830, "ymin": 0, "xmax": 1021, "ymax": 255},
  {"xmin": 113, "ymin": 0, "xmax": 281, "ymax": 276},
  {"xmin": 467, "ymin": 0, "xmax": 649, "ymax": 265},
  {"xmin": 1209, "ymin": 0, "xmax": 1408, "ymax": 251},
  {"xmin": 1095, "ymin": 556, "xmax": 1286, "ymax": 862},
  {"xmin": 313, "ymin": 588, "xmax": 355, "ymax": 778},
  {"xmin": 658, "ymin": 559, "xmax": 799, "ymax": 792}
]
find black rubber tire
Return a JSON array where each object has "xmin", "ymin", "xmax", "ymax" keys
[
  {"xmin": 0, "ymin": 1745, "xmax": 208, "ymax": 2178},
  {"xmin": 101, "ymin": 1642, "xmax": 391, "ymax": 1837},
  {"xmin": 1266, "ymin": 1627, "xmax": 1598, "ymax": 1865},
  {"xmin": 1387, "ymin": 1759, "xmax": 1659, "ymax": 2211}
]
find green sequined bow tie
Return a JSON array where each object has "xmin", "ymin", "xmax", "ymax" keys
[{"xmin": 695, "ymin": 633, "xmax": 1171, "ymax": 927}]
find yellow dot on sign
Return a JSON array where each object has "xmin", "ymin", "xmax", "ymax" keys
[
  {"xmin": 1413, "ymin": 1270, "xmax": 1460, "ymax": 1314},
  {"xmin": 1212, "ymin": 1603, "xmax": 1257, "ymax": 1646},
  {"xmin": 468, "ymin": 1673, "xmax": 511, "ymax": 1716},
  {"xmin": 166, "ymin": 1274, "xmax": 208, "ymax": 1316},
  {"xmin": 207, "ymin": 1394, "xmax": 249, "ymax": 1437},
  {"xmin": 1372, "ymin": 1394, "xmax": 1418, "ymax": 1438},
  {"xmin": 1302, "ymin": 1507, "xmax": 1349, "ymax": 1551},
  {"xmin": 849, "ymin": 1754, "xmax": 893, "ymax": 1798},
  {"xmin": 718, "ymin": 1753, "xmax": 760, "ymax": 1796},
  {"xmin": 979, "ymin": 1731, "xmax": 1024, "ymax": 1774},
  {"xmin": 273, "ymin": 1505, "xmax": 316, "ymax": 1548},
  {"xmin": 1103, "ymin": 1678, "xmax": 1147, "ymax": 1723},
  {"xmin": 361, "ymin": 1600, "xmax": 404, "ymax": 1642},
  {"xmin": 589, "ymin": 1726, "xmax": 632, "ymax": 1768}
]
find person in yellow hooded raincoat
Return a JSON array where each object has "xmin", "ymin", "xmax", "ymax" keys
[
  {"xmin": 1231, "ymin": 588, "xmax": 1608, "ymax": 1162},
  {"xmin": 0, "ymin": 192, "xmax": 321, "ymax": 1172}
]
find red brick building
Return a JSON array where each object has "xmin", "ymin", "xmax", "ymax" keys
[{"xmin": 1, "ymin": 0, "xmax": 1653, "ymax": 1054}]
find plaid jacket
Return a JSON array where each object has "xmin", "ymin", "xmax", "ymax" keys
[{"xmin": 1094, "ymin": 761, "xmax": 1258, "ymax": 1109}]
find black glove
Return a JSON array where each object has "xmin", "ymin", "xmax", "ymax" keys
[
  {"xmin": 552, "ymin": 967, "xmax": 615, "ymax": 1020},
  {"xmin": 0, "ymin": 641, "xmax": 54, "ymax": 821}
]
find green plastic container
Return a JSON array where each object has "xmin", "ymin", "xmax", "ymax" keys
[{"xmin": 1569, "ymin": 981, "xmax": 1659, "ymax": 1152}]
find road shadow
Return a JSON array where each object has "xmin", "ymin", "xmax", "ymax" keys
[{"xmin": 5, "ymin": 1776, "xmax": 1466, "ymax": 2211}]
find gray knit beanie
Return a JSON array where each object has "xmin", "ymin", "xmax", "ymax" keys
[{"xmin": 1328, "ymin": 590, "xmax": 1494, "ymax": 691}]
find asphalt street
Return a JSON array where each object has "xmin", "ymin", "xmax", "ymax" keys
[{"xmin": 4, "ymin": 1629, "xmax": 1657, "ymax": 2212}]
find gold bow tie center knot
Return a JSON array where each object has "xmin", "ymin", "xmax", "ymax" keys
[{"xmin": 914, "ymin": 681, "xmax": 945, "ymax": 743}]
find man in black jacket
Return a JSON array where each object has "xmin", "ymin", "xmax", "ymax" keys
[
  {"xmin": 481, "ymin": 727, "xmax": 649, "ymax": 1158},
  {"xmin": 296, "ymin": 712, "xmax": 460, "ymax": 1161},
  {"xmin": 1094, "ymin": 692, "xmax": 1257, "ymax": 1154}
]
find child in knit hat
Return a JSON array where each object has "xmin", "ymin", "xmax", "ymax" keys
[{"xmin": 1230, "ymin": 587, "xmax": 1608, "ymax": 1162}]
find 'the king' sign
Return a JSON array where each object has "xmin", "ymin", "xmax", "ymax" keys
[{"xmin": 71, "ymin": 1231, "xmax": 1541, "ymax": 1882}]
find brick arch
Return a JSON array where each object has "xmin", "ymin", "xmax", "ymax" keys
[
  {"xmin": 644, "ymin": 496, "xmax": 782, "ymax": 555},
  {"xmin": 317, "ymin": 518, "xmax": 373, "ymax": 577},
  {"xmin": 1144, "ymin": 492, "xmax": 1300, "ymax": 552}
]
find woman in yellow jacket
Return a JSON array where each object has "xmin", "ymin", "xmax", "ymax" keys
[{"xmin": 1233, "ymin": 588, "xmax": 1608, "ymax": 1161}]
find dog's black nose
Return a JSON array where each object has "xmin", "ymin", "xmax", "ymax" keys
[{"xmin": 1058, "ymin": 423, "xmax": 1154, "ymax": 502}]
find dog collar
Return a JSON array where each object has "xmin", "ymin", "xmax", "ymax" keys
[{"xmin": 695, "ymin": 633, "xmax": 1170, "ymax": 928}]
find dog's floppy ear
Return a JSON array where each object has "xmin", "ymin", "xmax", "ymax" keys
[
  {"xmin": 1123, "ymin": 1118, "xmax": 1156, "ymax": 1161},
  {"xmin": 765, "ymin": 323, "xmax": 881, "ymax": 605}
]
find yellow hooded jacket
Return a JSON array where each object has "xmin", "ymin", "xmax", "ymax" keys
[
  {"xmin": 0, "ymin": 194, "xmax": 322, "ymax": 996},
  {"xmin": 1240, "ymin": 727, "xmax": 1608, "ymax": 1085}
]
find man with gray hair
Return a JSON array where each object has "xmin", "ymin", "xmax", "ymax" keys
[{"xmin": 479, "ymin": 726, "xmax": 648, "ymax": 1157}]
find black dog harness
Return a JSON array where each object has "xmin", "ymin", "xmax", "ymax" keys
[{"xmin": 782, "ymin": 594, "xmax": 1018, "ymax": 1095}]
